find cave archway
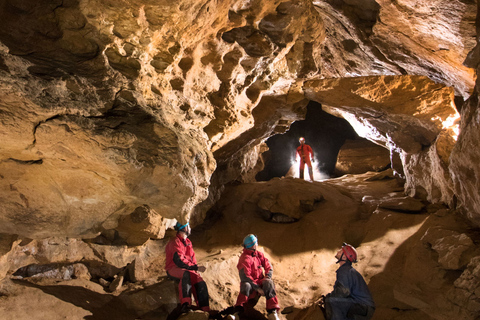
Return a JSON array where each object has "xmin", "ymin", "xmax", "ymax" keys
[{"xmin": 256, "ymin": 101, "xmax": 357, "ymax": 181}]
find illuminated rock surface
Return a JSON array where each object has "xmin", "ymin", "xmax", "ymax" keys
[
  {"xmin": 335, "ymin": 138, "xmax": 391, "ymax": 175},
  {"xmin": 0, "ymin": 0, "xmax": 479, "ymax": 319}
]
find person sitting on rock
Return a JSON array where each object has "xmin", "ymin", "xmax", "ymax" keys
[
  {"xmin": 165, "ymin": 221, "xmax": 210, "ymax": 314},
  {"xmin": 322, "ymin": 243, "xmax": 375, "ymax": 320},
  {"xmin": 234, "ymin": 234, "xmax": 281, "ymax": 320}
]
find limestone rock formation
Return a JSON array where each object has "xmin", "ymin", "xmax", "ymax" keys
[
  {"xmin": 114, "ymin": 205, "xmax": 175, "ymax": 246},
  {"xmin": 304, "ymin": 75, "xmax": 460, "ymax": 206},
  {"xmin": 0, "ymin": 0, "xmax": 325, "ymax": 238},
  {"xmin": 314, "ymin": 0, "xmax": 476, "ymax": 98},
  {"xmin": 0, "ymin": 0, "xmax": 477, "ymax": 236},
  {"xmin": 249, "ymin": 178, "xmax": 324, "ymax": 222},
  {"xmin": 335, "ymin": 138, "xmax": 391, "ymax": 175},
  {"xmin": 423, "ymin": 229, "xmax": 475, "ymax": 270},
  {"xmin": 0, "ymin": 0, "xmax": 479, "ymax": 319}
]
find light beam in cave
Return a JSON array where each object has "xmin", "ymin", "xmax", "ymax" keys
[
  {"xmin": 256, "ymin": 102, "xmax": 358, "ymax": 181},
  {"xmin": 288, "ymin": 155, "xmax": 330, "ymax": 181}
]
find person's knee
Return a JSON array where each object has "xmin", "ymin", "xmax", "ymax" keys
[
  {"xmin": 182, "ymin": 270, "xmax": 192, "ymax": 282},
  {"xmin": 262, "ymin": 279, "xmax": 275, "ymax": 290},
  {"xmin": 347, "ymin": 304, "xmax": 375, "ymax": 320},
  {"xmin": 262, "ymin": 279, "xmax": 278, "ymax": 300},
  {"xmin": 240, "ymin": 281, "xmax": 253, "ymax": 296}
]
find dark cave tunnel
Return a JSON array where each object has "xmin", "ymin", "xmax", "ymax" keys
[{"xmin": 256, "ymin": 101, "xmax": 358, "ymax": 181}]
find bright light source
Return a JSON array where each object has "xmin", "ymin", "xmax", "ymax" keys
[
  {"xmin": 289, "ymin": 156, "xmax": 330, "ymax": 181},
  {"xmin": 431, "ymin": 111, "xmax": 461, "ymax": 141}
]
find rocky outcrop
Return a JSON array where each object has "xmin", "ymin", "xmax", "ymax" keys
[
  {"xmin": 314, "ymin": 0, "xmax": 476, "ymax": 98},
  {"xmin": 0, "ymin": 236, "xmax": 167, "ymax": 282},
  {"xmin": 449, "ymin": 92, "xmax": 480, "ymax": 226},
  {"xmin": 114, "ymin": 205, "xmax": 175, "ymax": 246},
  {"xmin": 304, "ymin": 75, "xmax": 460, "ymax": 207},
  {"xmin": 0, "ymin": 0, "xmax": 478, "ymax": 235},
  {"xmin": 247, "ymin": 177, "xmax": 324, "ymax": 222},
  {"xmin": 0, "ymin": 0, "xmax": 326, "ymax": 238},
  {"xmin": 449, "ymin": 256, "xmax": 480, "ymax": 317},
  {"xmin": 335, "ymin": 138, "xmax": 391, "ymax": 175},
  {"xmin": 0, "ymin": 0, "xmax": 480, "ymax": 319}
]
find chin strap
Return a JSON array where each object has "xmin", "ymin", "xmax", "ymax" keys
[{"xmin": 336, "ymin": 252, "xmax": 345, "ymax": 264}]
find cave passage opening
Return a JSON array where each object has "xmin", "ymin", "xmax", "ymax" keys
[{"xmin": 256, "ymin": 101, "xmax": 358, "ymax": 181}]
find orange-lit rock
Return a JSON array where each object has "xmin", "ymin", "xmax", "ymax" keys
[
  {"xmin": 335, "ymin": 138, "xmax": 391, "ymax": 175},
  {"xmin": 0, "ymin": 0, "xmax": 479, "ymax": 318}
]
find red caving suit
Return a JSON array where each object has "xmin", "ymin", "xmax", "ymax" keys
[
  {"xmin": 165, "ymin": 233, "xmax": 210, "ymax": 311},
  {"xmin": 235, "ymin": 248, "xmax": 280, "ymax": 312},
  {"xmin": 296, "ymin": 143, "xmax": 314, "ymax": 180}
]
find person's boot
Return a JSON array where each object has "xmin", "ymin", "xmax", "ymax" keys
[
  {"xmin": 179, "ymin": 302, "xmax": 190, "ymax": 314},
  {"xmin": 299, "ymin": 169, "xmax": 304, "ymax": 179},
  {"xmin": 308, "ymin": 167, "xmax": 314, "ymax": 181},
  {"xmin": 267, "ymin": 309, "xmax": 280, "ymax": 320}
]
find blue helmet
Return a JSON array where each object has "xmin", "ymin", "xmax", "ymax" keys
[
  {"xmin": 243, "ymin": 234, "xmax": 258, "ymax": 248},
  {"xmin": 175, "ymin": 222, "xmax": 189, "ymax": 231}
]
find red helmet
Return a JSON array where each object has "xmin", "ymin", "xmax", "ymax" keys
[{"xmin": 341, "ymin": 243, "xmax": 358, "ymax": 263}]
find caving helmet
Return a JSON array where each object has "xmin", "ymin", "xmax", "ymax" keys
[
  {"xmin": 341, "ymin": 243, "xmax": 358, "ymax": 263},
  {"xmin": 243, "ymin": 234, "xmax": 258, "ymax": 249},
  {"xmin": 174, "ymin": 221, "xmax": 189, "ymax": 232},
  {"xmin": 299, "ymin": 137, "xmax": 305, "ymax": 143}
]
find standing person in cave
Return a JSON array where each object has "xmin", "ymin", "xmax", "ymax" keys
[
  {"xmin": 321, "ymin": 243, "xmax": 375, "ymax": 320},
  {"xmin": 295, "ymin": 137, "xmax": 315, "ymax": 181},
  {"xmin": 165, "ymin": 221, "xmax": 211, "ymax": 315},
  {"xmin": 234, "ymin": 234, "xmax": 281, "ymax": 320}
]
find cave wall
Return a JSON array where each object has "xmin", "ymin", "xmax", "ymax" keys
[
  {"xmin": 303, "ymin": 75, "xmax": 460, "ymax": 206},
  {"xmin": 450, "ymin": 11, "xmax": 480, "ymax": 226},
  {"xmin": 0, "ymin": 0, "xmax": 479, "ymax": 244},
  {"xmin": 0, "ymin": 0, "xmax": 324, "ymax": 238}
]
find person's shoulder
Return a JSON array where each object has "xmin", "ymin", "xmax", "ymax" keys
[
  {"xmin": 338, "ymin": 263, "xmax": 352, "ymax": 272},
  {"xmin": 171, "ymin": 235, "xmax": 185, "ymax": 246},
  {"xmin": 238, "ymin": 252, "xmax": 251, "ymax": 264},
  {"xmin": 165, "ymin": 236, "xmax": 177, "ymax": 248},
  {"xmin": 349, "ymin": 266, "xmax": 361, "ymax": 274}
]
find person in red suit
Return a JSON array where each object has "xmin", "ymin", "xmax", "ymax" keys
[
  {"xmin": 165, "ymin": 222, "xmax": 210, "ymax": 314},
  {"xmin": 295, "ymin": 137, "xmax": 314, "ymax": 181},
  {"xmin": 234, "ymin": 234, "xmax": 281, "ymax": 320}
]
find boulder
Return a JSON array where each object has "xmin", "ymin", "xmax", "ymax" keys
[
  {"xmin": 422, "ymin": 229, "xmax": 475, "ymax": 270},
  {"xmin": 362, "ymin": 192, "xmax": 425, "ymax": 213},
  {"xmin": 250, "ymin": 179, "xmax": 324, "ymax": 221},
  {"xmin": 115, "ymin": 205, "xmax": 174, "ymax": 246},
  {"xmin": 335, "ymin": 138, "xmax": 390, "ymax": 175}
]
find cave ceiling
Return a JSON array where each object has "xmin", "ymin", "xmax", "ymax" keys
[{"xmin": 0, "ymin": 0, "xmax": 479, "ymax": 238}]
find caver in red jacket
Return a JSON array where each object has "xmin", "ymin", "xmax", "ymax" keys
[
  {"xmin": 235, "ymin": 248, "xmax": 280, "ymax": 312},
  {"xmin": 165, "ymin": 233, "xmax": 198, "ymax": 271},
  {"xmin": 296, "ymin": 142, "xmax": 314, "ymax": 180},
  {"xmin": 165, "ymin": 233, "xmax": 210, "ymax": 311}
]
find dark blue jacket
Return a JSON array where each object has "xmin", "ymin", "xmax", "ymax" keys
[{"xmin": 330, "ymin": 262, "xmax": 375, "ymax": 307}]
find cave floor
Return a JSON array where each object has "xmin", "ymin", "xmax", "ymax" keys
[{"xmin": 1, "ymin": 171, "xmax": 478, "ymax": 320}]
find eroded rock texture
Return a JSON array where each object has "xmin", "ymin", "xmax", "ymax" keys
[
  {"xmin": 0, "ymin": 0, "xmax": 479, "ymax": 303},
  {"xmin": 335, "ymin": 138, "xmax": 391, "ymax": 175},
  {"xmin": 0, "ymin": 0, "xmax": 324, "ymax": 238}
]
